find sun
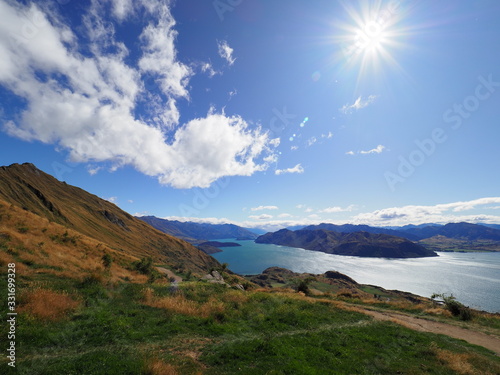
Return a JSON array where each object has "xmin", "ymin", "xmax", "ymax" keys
[{"xmin": 334, "ymin": 1, "xmax": 408, "ymax": 80}]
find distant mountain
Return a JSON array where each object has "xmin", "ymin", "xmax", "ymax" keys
[
  {"xmin": 285, "ymin": 225, "xmax": 306, "ymax": 231},
  {"xmin": 480, "ymin": 223, "xmax": 500, "ymax": 230},
  {"xmin": 138, "ymin": 216, "xmax": 258, "ymax": 242},
  {"xmin": 256, "ymin": 229, "xmax": 437, "ymax": 258},
  {"xmin": 0, "ymin": 163, "xmax": 219, "ymax": 274},
  {"xmin": 398, "ymin": 222, "xmax": 500, "ymax": 241},
  {"xmin": 302, "ymin": 223, "xmax": 421, "ymax": 241}
]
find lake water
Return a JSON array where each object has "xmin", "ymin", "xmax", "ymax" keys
[{"xmin": 212, "ymin": 240, "xmax": 500, "ymax": 313}]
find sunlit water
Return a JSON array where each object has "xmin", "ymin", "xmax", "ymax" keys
[{"xmin": 212, "ymin": 240, "xmax": 500, "ymax": 313}]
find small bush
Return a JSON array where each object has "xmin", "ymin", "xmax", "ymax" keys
[
  {"xmin": 102, "ymin": 253, "xmax": 113, "ymax": 269},
  {"xmin": 432, "ymin": 293, "xmax": 473, "ymax": 321},
  {"xmin": 133, "ymin": 257, "xmax": 154, "ymax": 275}
]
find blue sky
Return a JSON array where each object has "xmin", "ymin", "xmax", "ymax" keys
[{"xmin": 1, "ymin": 0, "xmax": 500, "ymax": 230}]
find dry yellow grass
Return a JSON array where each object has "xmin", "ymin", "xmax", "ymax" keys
[
  {"xmin": 18, "ymin": 288, "xmax": 80, "ymax": 321},
  {"xmin": 0, "ymin": 200, "xmax": 147, "ymax": 283},
  {"xmin": 434, "ymin": 347, "xmax": 477, "ymax": 375},
  {"xmin": 142, "ymin": 290, "xmax": 226, "ymax": 319},
  {"xmin": 143, "ymin": 359, "xmax": 179, "ymax": 375}
]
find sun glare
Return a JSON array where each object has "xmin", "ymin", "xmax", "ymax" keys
[{"xmin": 334, "ymin": 1, "xmax": 408, "ymax": 81}]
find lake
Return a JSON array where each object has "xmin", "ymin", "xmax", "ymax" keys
[{"xmin": 212, "ymin": 240, "xmax": 500, "ymax": 313}]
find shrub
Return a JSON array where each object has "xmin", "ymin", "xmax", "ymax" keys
[
  {"xmin": 133, "ymin": 257, "xmax": 154, "ymax": 275},
  {"xmin": 432, "ymin": 293, "xmax": 473, "ymax": 321},
  {"xmin": 102, "ymin": 253, "xmax": 113, "ymax": 269}
]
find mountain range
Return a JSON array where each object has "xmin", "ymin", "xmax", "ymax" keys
[
  {"xmin": 256, "ymin": 229, "xmax": 437, "ymax": 258},
  {"xmin": 300, "ymin": 222, "xmax": 500, "ymax": 251},
  {"xmin": 138, "ymin": 215, "xmax": 258, "ymax": 242}
]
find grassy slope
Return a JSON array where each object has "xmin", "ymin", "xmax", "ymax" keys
[
  {"xmin": 0, "ymin": 163, "xmax": 219, "ymax": 274},
  {"xmin": 1, "ymin": 274, "xmax": 499, "ymax": 374}
]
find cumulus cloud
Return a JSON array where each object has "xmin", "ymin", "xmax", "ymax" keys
[
  {"xmin": 275, "ymin": 164, "xmax": 304, "ymax": 175},
  {"xmin": 251, "ymin": 205, "xmax": 279, "ymax": 211},
  {"xmin": 217, "ymin": 40, "xmax": 236, "ymax": 65},
  {"xmin": 0, "ymin": 1, "xmax": 275, "ymax": 189},
  {"xmin": 340, "ymin": 95, "xmax": 377, "ymax": 114}
]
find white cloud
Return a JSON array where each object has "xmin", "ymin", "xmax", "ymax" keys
[
  {"xmin": 275, "ymin": 164, "xmax": 304, "ymax": 175},
  {"xmin": 0, "ymin": 1, "xmax": 276, "ymax": 189},
  {"xmin": 347, "ymin": 145, "xmax": 386, "ymax": 156},
  {"xmin": 201, "ymin": 62, "xmax": 217, "ymax": 77},
  {"xmin": 304, "ymin": 208, "xmax": 314, "ymax": 213},
  {"xmin": 307, "ymin": 136, "xmax": 317, "ymax": 147},
  {"xmin": 320, "ymin": 205, "xmax": 356, "ymax": 213},
  {"xmin": 162, "ymin": 216, "xmax": 234, "ymax": 225},
  {"xmin": 249, "ymin": 214, "xmax": 273, "ymax": 220},
  {"xmin": 340, "ymin": 95, "xmax": 377, "ymax": 114},
  {"xmin": 278, "ymin": 213, "xmax": 293, "ymax": 218},
  {"xmin": 321, "ymin": 132, "xmax": 333, "ymax": 139},
  {"xmin": 291, "ymin": 145, "xmax": 299, "ymax": 151},
  {"xmin": 360, "ymin": 145, "xmax": 386, "ymax": 154},
  {"xmin": 351, "ymin": 197, "xmax": 500, "ymax": 226},
  {"xmin": 251, "ymin": 205, "xmax": 279, "ymax": 211},
  {"xmin": 217, "ymin": 40, "xmax": 236, "ymax": 65},
  {"xmin": 106, "ymin": 196, "xmax": 118, "ymax": 203},
  {"xmin": 127, "ymin": 199, "xmax": 134, "ymax": 203},
  {"xmin": 110, "ymin": 0, "xmax": 134, "ymax": 21}
]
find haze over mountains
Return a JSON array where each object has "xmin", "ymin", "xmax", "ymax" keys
[{"xmin": 138, "ymin": 216, "xmax": 258, "ymax": 242}]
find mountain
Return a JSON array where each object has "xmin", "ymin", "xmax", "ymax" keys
[
  {"xmin": 255, "ymin": 229, "xmax": 437, "ymax": 258},
  {"xmin": 138, "ymin": 216, "xmax": 258, "ymax": 241},
  {"xmin": 0, "ymin": 163, "xmax": 219, "ymax": 274},
  {"xmin": 302, "ymin": 223, "xmax": 421, "ymax": 241},
  {"xmin": 398, "ymin": 222, "xmax": 500, "ymax": 241}
]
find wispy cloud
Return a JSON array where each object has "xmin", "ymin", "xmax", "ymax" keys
[
  {"xmin": 201, "ymin": 62, "xmax": 218, "ymax": 77},
  {"xmin": 251, "ymin": 205, "xmax": 279, "ymax": 211},
  {"xmin": 275, "ymin": 164, "xmax": 304, "ymax": 175},
  {"xmin": 340, "ymin": 95, "xmax": 377, "ymax": 114},
  {"xmin": 249, "ymin": 214, "xmax": 273, "ymax": 220},
  {"xmin": 0, "ymin": 1, "xmax": 276, "ymax": 189},
  {"xmin": 346, "ymin": 145, "xmax": 386, "ymax": 156},
  {"xmin": 217, "ymin": 40, "xmax": 236, "ymax": 65}
]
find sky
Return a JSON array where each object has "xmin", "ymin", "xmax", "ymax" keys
[{"xmin": 0, "ymin": 0, "xmax": 500, "ymax": 231}]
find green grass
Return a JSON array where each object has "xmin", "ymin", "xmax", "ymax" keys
[{"xmin": 1, "ymin": 270, "xmax": 499, "ymax": 375}]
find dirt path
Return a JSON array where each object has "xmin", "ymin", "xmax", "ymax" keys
[{"xmin": 351, "ymin": 306, "xmax": 500, "ymax": 356}]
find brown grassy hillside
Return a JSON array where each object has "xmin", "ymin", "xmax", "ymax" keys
[{"xmin": 0, "ymin": 163, "xmax": 219, "ymax": 275}]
